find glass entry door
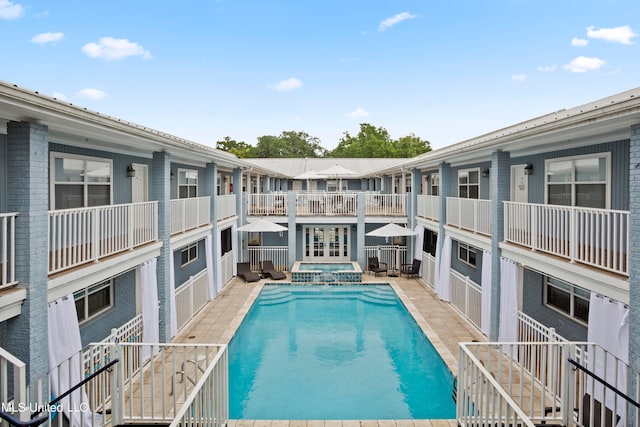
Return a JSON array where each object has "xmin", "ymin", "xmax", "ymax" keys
[{"xmin": 304, "ymin": 226, "xmax": 350, "ymax": 261}]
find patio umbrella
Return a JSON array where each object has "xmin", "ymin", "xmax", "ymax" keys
[
  {"xmin": 237, "ymin": 218, "xmax": 288, "ymax": 262},
  {"xmin": 366, "ymin": 223, "xmax": 417, "ymax": 276},
  {"xmin": 293, "ymin": 170, "xmax": 325, "ymax": 190},
  {"xmin": 318, "ymin": 164, "xmax": 358, "ymax": 190}
]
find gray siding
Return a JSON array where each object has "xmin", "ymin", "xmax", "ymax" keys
[
  {"xmin": 169, "ymin": 163, "xmax": 207, "ymax": 199},
  {"xmin": 450, "ymin": 239, "xmax": 483, "ymax": 285},
  {"xmin": 79, "ymin": 270, "xmax": 137, "ymax": 348},
  {"xmin": 521, "ymin": 268, "xmax": 588, "ymax": 341},
  {"xmin": 173, "ymin": 239, "xmax": 207, "ymax": 286},
  {"xmin": 0, "ymin": 134, "xmax": 5, "ymax": 212},
  {"xmin": 511, "ymin": 139, "xmax": 629, "ymax": 210},
  {"xmin": 446, "ymin": 161, "xmax": 492, "ymax": 199}
]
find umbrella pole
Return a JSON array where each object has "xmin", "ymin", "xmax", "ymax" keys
[{"xmin": 389, "ymin": 244, "xmax": 400, "ymax": 277}]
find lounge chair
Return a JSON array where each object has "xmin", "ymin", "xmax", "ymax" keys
[
  {"xmin": 400, "ymin": 259, "xmax": 421, "ymax": 278},
  {"xmin": 260, "ymin": 260, "xmax": 286, "ymax": 280},
  {"xmin": 368, "ymin": 257, "xmax": 387, "ymax": 276},
  {"xmin": 237, "ymin": 262, "xmax": 260, "ymax": 282}
]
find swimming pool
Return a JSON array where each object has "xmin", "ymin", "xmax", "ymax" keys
[
  {"xmin": 229, "ymin": 284, "xmax": 456, "ymax": 420},
  {"xmin": 298, "ymin": 262, "xmax": 355, "ymax": 271}
]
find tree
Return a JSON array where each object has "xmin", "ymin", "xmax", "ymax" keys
[
  {"xmin": 253, "ymin": 131, "xmax": 327, "ymax": 158},
  {"xmin": 216, "ymin": 137, "xmax": 255, "ymax": 158},
  {"xmin": 394, "ymin": 133, "xmax": 432, "ymax": 157},
  {"xmin": 328, "ymin": 123, "xmax": 431, "ymax": 158}
]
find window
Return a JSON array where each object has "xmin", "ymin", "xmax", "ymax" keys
[
  {"xmin": 544, "ymin": 276, "xmax": 590, "ymax": 324},
  {"xmin": 458, "ymin": 169, "xmax": 479, "ymax": 199},
  {"xmin": 423, "ymin": 229, "xmax": 438, "ymax": 256},
  {"xmin": 405, "ymin": 175, "xmax": 412, "ymax": 193},
  {"xmin": 457, "ymin": 242, "xmax": 477, "ymax": 268},
  {"xmin": 74, "ymin": 280, "xmax": 113, "ymax": 323},
  {"xmin": 178, "ymin": 169, "xmax": 198, "ymax": 198},
  {"xmin": 51, "ymin": 153, "xmax": 112, "ymax": 209},
  {"xmin": 545, "ymin": 154, "xmax": 609, "ymax": 209},
  {"xmin": 181, "ymin": 242, "xmax": 198, "ymax": 267},
  {"xmin": 327, "ymin": 180, "xmax": 347, "ymax": 192},
  {"xmin": 430, "ymin": 173, "xmax": 439, "ymax": 196},
  {"xmin": 221, "ymin": 228, "xmax": 233, "ymax": 255}
]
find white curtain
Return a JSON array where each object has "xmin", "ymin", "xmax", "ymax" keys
[
  {"xmin": 414, "ymin": 225, "xmax": 424, "ymax": 276},
  {"xmin": 141, "ymin": 258, "xmax": 159, "ymax": 361},
  {"xmin": 498, "ymin": 257, "xmax": 518, "ymax": 346},
  {"xmin": 231, "ymin": 223, "xmax": 238, "ymax": 275},
  {"xmin": 587, "ymin": 293, "xmax": 629, "ymax": 425},
  {"xmin": 436, "ymin": 235, "xmax": 452, "ymax": 302},
  {"xmin": 480, "ymin": 250, "xmax": 492, "ymax": 337},
  {"xmin": 433, "ymin": 233, "xmax": 441, "ymax": 290},
  {"xmin": 169, "ymin": 253, "xmax": 177, "ymax": 338},
  {"xmin": 48, "ymin": 295, "xmax": 101, "ymax": 427},
  {"xmin": 205, "ymin": 234, "xmax": 215, "ymax": 300},
  {"xmin": 216, "ymin": 229, "xmax": 223, "ymax": 292}
]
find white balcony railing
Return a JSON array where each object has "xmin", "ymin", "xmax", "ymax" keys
[
  {"xmin": 449, "ymin": 270, "xmax": 482, "ymax": 330},
  {"xmin": 296, "ymin": 192, "xmax": 357, "ymax": 216},
  {"xmin": 0, "ymin": 346, "xmax": 27, "ymax": 422},
  {"xmin": 365, "ymin": 193, "xmax": 407, "ymax": 216},
  {"xmin": 175, "ymin": 269, "xmax": 209, "ymax": 331},
  {"xmin": 220, "ymin": 251, "xmax": 234, "ymax": 287},
  {"xmin": 170, "ymin": 196, "xmax": 211, "ymax": 235},
  {"xmin": 416, "ymin": 195, "xmax": 440, "ymax": 221},
  {"xmin": 0, "ymin": 212, "xmax": 18, "ymax": 289},
  {"xmin": 446, "ymin": 197, "xmax": 492, "ymax": 235},
  {"xmin": 504, "ymin": 202, "xmax": 630, "ymax": 276},
  {"xmin": 421, "ymin": 251, "xmax": 437, "ymax": 288},
  {"xmin": 364, "ymin": 245, "xmax": 407, "ymax": 273},
  {"xmin": 247, "ymin": 246, "xmax": 288, "ymax": 272},
  {"xmin": 247, "ymin": 193, "xmax": 288, "ymax": 216},
  {"xmin": 48, "ymin": 202, "xmax": 158, "ymax": 275},
  {"xmin": 216, "ymin": 194, "xmax": 236, "ymax": 221}
]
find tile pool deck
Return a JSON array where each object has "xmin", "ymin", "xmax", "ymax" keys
[{"xmin": 173, "ymin": 274, "xmax": 486, "ymax": 424}]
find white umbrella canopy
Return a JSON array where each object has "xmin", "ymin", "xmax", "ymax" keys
[
  {"xmin": 293, "ymin": 170, "xmax": 325, "ymax": 180},
  {"xmin": 366, "ymin": 223, "xmax": 417, "ymax": 237},
  {"xmin": 237, "ymin": 218, "xmax": 288, "ymax": 233},
  {"xmin": 318, "ymin": 164, "xmax": 358, "ymax": 177}
]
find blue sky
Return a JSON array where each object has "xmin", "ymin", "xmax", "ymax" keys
[{"xmin": 1, "ymin": 1, "xmax": 639, "ymax": 151}]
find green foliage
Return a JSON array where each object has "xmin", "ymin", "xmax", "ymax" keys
[
  {"xmin": 216, "ymin": 137, "xmax": 255, "ymax": 158},
  {"xmin": 254, "ymin": 131, "xmax": 327, "ymax": 158},
  {"xmin": 327, "ymin": 123, "xmax": 431, "ymax": 158}
]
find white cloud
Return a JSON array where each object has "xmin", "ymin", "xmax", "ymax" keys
[
  {"xmin": 76, "ymin": 88, "xmax": 107, "ymax": 100},
  {"xmin": 81, "ymin": 37, "xmax": 152, "ymax": 61},
  {"xmin": 586, "ymin": 25, "xmax": 637, "ymax": 45},
  {"xmin": 537, "ymin": 64, "xmax": 557, "ymax": 72},
  {"xmin": 378, "ymin": 12, "xmax": 417, "ymax": 31},
  {"xmin": 271, "ymin": 77, "xmax": 302, "ymax": 91},
  {"xmin": 347, "ymin": 107, "xmax": 369, "ymax": 118},
  {"xmin": 562, "ymin": 56, "xmax": 606, "ymax": 73},
  {"xmin": 571, "ymin": 37, "xmax": 589, "ymax": 47},
  {"xmin": 0, "ymin": 0, "xmax": 23, "ymax": 20},
  {"xmin": 31, "ymin": 32, "xmax": 64, "ymax": 44},
  {"xmin": 511, "ymin": 74, "xmax": 526, "ymax": 82},
  {"xmin": 51, "ymin": 92, "xmax": 68, "ymax": 101}
]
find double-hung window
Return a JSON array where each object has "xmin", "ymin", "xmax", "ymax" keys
[
  {"xmin": 545, "ymin": 154, "xmax": 610, "ymax": 209},
  {"xmin": 178, "ymin": 169, "xmax": 198, "ymax": 198},
  {"xmin": 181, "ymin": 242, "xmax": 199, "ymax": 267},
  {"xmin": 458, "ymin": 169, "xmax": 480, "ymax": 199},
  {"xmin": 51, "ymin": 153, "xmax": 112, "ymax": 209},
  {"xmin": 74, "ymin": 280, "xmax": 114, "ymax": 323},
  {"xmin": 430, "ymin": 173, "xmax": 440, "ymax": 196},
  {"xmin": 457, "ymin": 242, "xmax": 477, "ymax": 268},
  {"xmin": 544, "ymin": 276, "xmax": 590, "ymax": 324}
]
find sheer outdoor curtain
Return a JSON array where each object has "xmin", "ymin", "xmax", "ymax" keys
[
  {"xmin": 141, "ymin": 258, "xmax": 159, "ymax": 361},
  {"xmin": 414, "ymin": 225, "xmax": 424, "ymax": 276},
  {"xmin": 216, "ymin": 229, "xmax": 223, "ymax": 292},
  {"xmin": 435, "ymin": 235, "xmax": 452, "ymax": 302},
  {"xmin": 480, "ymin": 250, "xmax": 492, "ymax": 337},
  {"xmin": 231, "ymin": 223, "xmax": 238, "ymax": 275},
  {"xmin": 498, "ymin": 257, "xmax": 518, "ymax": 350},
  {"xmin": 48, "ymin": 295, "xmax": 101, "ymax": 427},
  {"xmin": 205, "ymin": 234, "xmax": 215, "ymax": 300},
  {"xmin": 169, "ymin": 253, "xmax": 177, "ymax": 338}
]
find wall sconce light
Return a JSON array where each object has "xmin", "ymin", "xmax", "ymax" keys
[
  {"xmin": 482, "ymin": 167, "xmax": 490, "ymax": 177},
  {"xmin": 352, "ymin": 224, "xmax": 357, "ymax": 231},
  {"xmin": 170, "ymin": 170, "xmax": 176, "ymax": 180},
  {"xmin": 127, "ymin": 164, "xmax": 136, "ymax": 178},
  {"xmin": 524, "ymin": 163, "xmax": 533, "ymax": 175}
]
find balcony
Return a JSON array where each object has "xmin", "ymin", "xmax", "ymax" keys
[
  {"xmin": 504, "ymin": 202, "xmax": 629, "ymax": 276},
  {"xmin": 216, "ymin": 194, "xmax": 237, "ymax": 221},
  {"xmin": 170, "ymin": 196, "xmax": 211, "ymax": 235},
  {"xmin": 297, "ymin": 192, "xmax": 358, "ymax": 216},
  {"xmin": 48, "ymin": 202, "xmax": 158, "ymax": 275},
  {"xmin": 247, "ymin": 193, "xmax": 287, "ymax": 216},
  {"xmin": 0, "ymin": 212, "xmax": 17, "ymax": 289},
  {"xmin": 365, "ymin": 193, "xmax": 406, "ymax": 216},
  {"xmin": 446, "ymin": 197, "xmax": 492, "ymax": 236},
  {"xmin": 416, "ymin": 195, "xmax": 440, "ymax": 222}
]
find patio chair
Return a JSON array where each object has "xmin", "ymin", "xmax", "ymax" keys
[
  {"xmin": 260, "ymin": 260, "xmax": 286, "ymax": 280},
  {"xmin": 237, "ymin": 262, "xmax": 260, "ymax": 282},
  {"xmin": 400, "ymin": 259, "xmax": 421, "ymax": 278},
  {"xmin": 368, "ymin": 257, "xmax": 387, "ymax": 276}
]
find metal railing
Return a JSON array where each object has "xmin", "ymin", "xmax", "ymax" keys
[
  {"xmin": 48, "ymin": 202, "xmax": 158, "ymax": 275},
  {"xmin": 449, "ymin": 270, "xmax": 482, "ymax": 330},
  {"xmin": 175, "ymin": 269, "xmax": 209, "ymax": 331},
  {"xmin": 416, "ymin": 195, "xmax": 440, "ymax": 221},
  {"xmin": 216, "ymin": 195, "xmax": 236, "ymax": 221},
  {"xmin": 446, "ymin": 197, "xmax": 492, "ymax": 235},
  {"xmin": 421, "ymin": 251, "xmax": 437, "ymax": 288},
  {"xmin": 170, "ymin": 197, "xmax": 211, "ymax": 235},
  {"xmin": 0, "ymin": 213, "xmax": 18, "ymax": 289},
  {"xmin": 0, "ymin": 346, "xmax": 27, "ymax": 422},
  {"xmin": 247, "ymin": 246, "xmax": 288, "ymax": 272},
  {"xmin": 504, "ymin": 202, "xmax": 630, "ymax": 276},
  {"xmin": 365, "ymin": 193, "xmax": 407, "ymax": 216},
  {"xmin": 247, "ymin": 193, "xmax": 287, "ymax": 216},
  {"xmin": 296, "ymin": 192, "xmax": 358, "ymax": 216},
  {"xmin": 220, "ymin": 252, "xmax": 234, "ymax": 287}
]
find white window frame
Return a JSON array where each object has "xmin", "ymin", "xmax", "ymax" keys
[
  {"xmin": 457, "ymin": 242, "xmax": 477, "ymax": 268},
  {"xmin": 458, "ymin": 168, "xmax": 480, "ymax": 199},
  {"xmin": 74, "ymin": 280, "xmax": 114, "ymax": 324},
  {"xmin": 543, "ymin": 276, "xmax": 590, "ymax": 325},
  {"xmin": 50, "ymin": 152, "xmax": 113, "ymax": 209},
  {"xmin": 181, "ymin": 242, "xmax": 199, "ymax": 267},
  {"xmin": 431, "ymin": 173, "xmax": 440, "ymax": 196},
  {"xmin": 544, "ymin": 152, "xmax": 611, "ymax": 209},
  {"xmin": 177, "ymin": 168, "xmax": 199, "ymax": 199}
]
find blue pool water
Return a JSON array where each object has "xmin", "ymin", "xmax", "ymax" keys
[
  {"xmin": 229, "ymin": 285, "xmax": 456, "ymax": 420},
  {"xmin": 299, "ymin": 262, "xmax": 355, "ymax": 272}
]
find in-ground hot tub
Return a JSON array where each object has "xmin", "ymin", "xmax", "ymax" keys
[{"xmin": 291, "ymin": 261, "xmax": 362, "ymax": 283}]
